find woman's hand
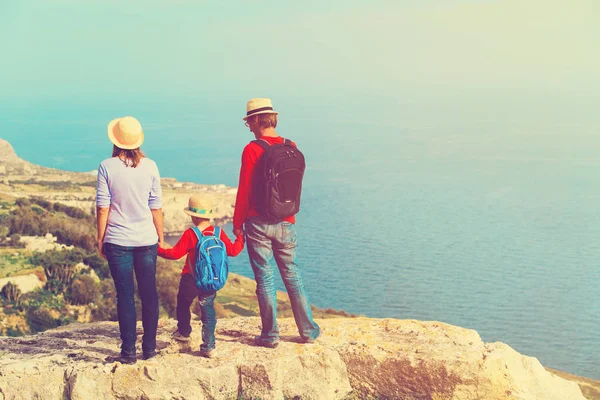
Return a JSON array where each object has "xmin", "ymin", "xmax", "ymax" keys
[{"xmin": 97, "ymin": 240, "xmax": 106, "ymax": 259}]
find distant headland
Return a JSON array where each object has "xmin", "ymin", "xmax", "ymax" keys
[{"xmin": 0, "ymin": 138, "xmax": 236, "ymax": 236}]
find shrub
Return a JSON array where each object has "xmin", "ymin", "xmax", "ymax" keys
[
  {"xmin": 24, "ymin": 290, "xmax": 72, "ymax": 333},
  {"xmin": 156, "ymin": 259, "xmax": 180, "ymax": 317},
  {"xmin": 26, "ymin": 305, "xmax": 73, "ymax": 333},
  {"xmin": 1, "ymin": 281, "xmax": 22, "ymax": 305},
  {"xmin": 8, "ymin": 233, "xmax": 23, "ymax": 247},
  {"xmin": 69, "ymin": 275, "xmax": 100, "ymax": 305},
  {"xmin": 83, "ymin": 253, "xmax": 110, "ymax": 279},
  {"xmin": 91, "ymin": 280, "xmax": 118, "ymax": 321}
]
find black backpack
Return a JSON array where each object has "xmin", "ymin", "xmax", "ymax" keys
[{"xmin": 251, "ymin": 138, "xmax": 305, "ymax": 221}]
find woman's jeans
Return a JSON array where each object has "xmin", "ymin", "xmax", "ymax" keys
[
  {"xmin": 104, "ymin": 242, "xmax": 159, "ymax": 357},
  {"xmin": 176, "ymin": 273, "xmax": 217, "ymax": 351},
  {"xmin": 245, "ymin": 217, "xmax": 320, "ymax": 343}
]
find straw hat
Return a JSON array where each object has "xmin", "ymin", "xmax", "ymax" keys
[
  {"xmin": 183, "ymin": 196, "xmax": 213, "ymax": 218},
  {"xmin": 243, "ymin": 98, "xmax": 279, "ymax": 121},
  {"xmin": 107, "ymin": 116, "xmax": 145, "ymax": 150}
]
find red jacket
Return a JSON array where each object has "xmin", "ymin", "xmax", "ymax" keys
[
  {"xmin": 233, "ymin": 136, "xmax": 296, "ymax": 229},
  {"xmin": 158, "ymin": 226, "xmax": 244, "ymax": 275}
]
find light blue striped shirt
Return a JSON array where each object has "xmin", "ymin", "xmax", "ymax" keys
[{"xmin": 96, "ymin": 157, "xmax": 162, "ymax": 247}]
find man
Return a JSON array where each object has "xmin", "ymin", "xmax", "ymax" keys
[{"xmin": 233, "ymin": 98, "xmax": 320, "ymax": 348}]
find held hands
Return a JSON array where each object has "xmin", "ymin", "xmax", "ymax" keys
[{"xmin": 233, "ymin": 228, "xmax": 244, "ymax": 238}]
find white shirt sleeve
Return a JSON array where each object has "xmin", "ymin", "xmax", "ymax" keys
[{"xmin": 96, "ymin": 162, "xmax": 111, "ymax": 208}]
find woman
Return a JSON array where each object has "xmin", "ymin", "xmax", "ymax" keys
[{"xmin": 96, "ymin": 116, "xmax": 164, "ymax": 364}]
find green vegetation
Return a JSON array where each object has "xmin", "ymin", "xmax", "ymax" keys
[
  {"xmin": 4, "ymin": 197, "xmax": 96, "ymax": 251},
  {"xmin": 0, "ymin": 195, "xmax": 354, "ymax": 337},
  {"xmin": 0, "ymin": 251, "xmax": 37, "ymax": 278},
  {"xmin": 9, "ymin": 179, "xmax": 96, "ymax": 191}
]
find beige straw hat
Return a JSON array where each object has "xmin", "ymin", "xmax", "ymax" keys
[
  {"xmin": 183, "ymin": 196, "xmax": 214, "ymax": 218},
  {"xmin": 243, "ymin": 98, "xmax": 279, "ymax": 121},
  {"xmin": 107, "ymin": 116, "xmax": 145, "ymax": 150}
]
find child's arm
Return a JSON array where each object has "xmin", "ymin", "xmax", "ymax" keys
[
  {"xmin": 219, "ymin": 229, "xmax": 245, "ymax": 257},
  {"xmin": 158, "ymin": 229, "xmax": 195, "ymax": 260}
]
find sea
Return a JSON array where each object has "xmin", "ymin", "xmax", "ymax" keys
[{"xmin": 1, "ymin": 98, "xmax": 598, "ymax": 379}]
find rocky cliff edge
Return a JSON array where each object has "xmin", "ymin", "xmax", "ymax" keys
[{"xmin": 0, "ymin": 317, "xmax": 585, "ymax": 400}]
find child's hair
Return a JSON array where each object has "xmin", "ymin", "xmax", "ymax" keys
[{"xmin": 191, "ymin": 216, "xmax": 210, "ymax": 225}]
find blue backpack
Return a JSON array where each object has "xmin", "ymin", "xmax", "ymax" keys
[{"xmin": 191, "ymin": 226, "xmax": 229, "ymax": 292}]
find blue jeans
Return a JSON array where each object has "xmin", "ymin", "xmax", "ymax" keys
[
  {"xmin": 176, "ymin": 273, "xmax": 217, "ymax": 351},
  {"xmin": 104, "ymin": 242, "xmax": 159, "ymax": 357},
  {"xmin": 245, "ymin": 217, "xmax": 320, "ymax": 343}
]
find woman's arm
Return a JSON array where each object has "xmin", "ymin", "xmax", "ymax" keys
[
  {"xmin": 151, "ymin": 208, "xmax": 165, "ymax": 247},
  {"xmin": 96, "ymin": 163, "xmax": 111, "ymax": 258},
  {"xmin": 149, "ymin": 161, "xmax": 164, "ymax": 247},
  {"xmin": 96, "ymin": 207, "xmax": 110, "ymax": 258}
]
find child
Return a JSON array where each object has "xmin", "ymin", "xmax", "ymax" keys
[{"xmin": 158, "ymin": 195, "xmax": 244, "ymax": 358}]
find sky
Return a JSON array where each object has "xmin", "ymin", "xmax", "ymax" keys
[{"xmin": 0, "ymin": 0, "xmax": 599, "ymax": 124}]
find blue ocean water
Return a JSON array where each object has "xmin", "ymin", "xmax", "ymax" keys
[{"xmin": 1, "ymin": 100, "xmax": 598, "ymax": 379}]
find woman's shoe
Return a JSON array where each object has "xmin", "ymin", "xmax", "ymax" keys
[
  {"xmin": 253, "ymin": 336, "xmax": 279, "ymax": 348},
  {"xmin": 172, "ymin": 330, "xmax": 191, "ymax": 342}
]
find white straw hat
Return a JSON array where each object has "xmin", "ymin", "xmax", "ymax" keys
[
  {"xmin": 243, "ymin": 98, "xmax": 279, "ymax": 121},
  {"xmin": 183, "ymin": 195, "xmax": 214, "ymax": 218},
  {"xmin": 107, "ymin": 116, "xmax": 145, "ymax": 150}
]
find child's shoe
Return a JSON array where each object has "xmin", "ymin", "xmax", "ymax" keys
[
  {"xmin": 172, "ymin": 330, "xmax": 191, "ymax": 342},
  {"xmin": 105, "ymin": 354, "xmax": 137, "ymax": 364},
  {"xmin": 302, "ymin": 330, "xmax": 321, "ymax": 344}
]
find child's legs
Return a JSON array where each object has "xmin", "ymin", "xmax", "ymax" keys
[
  {"xmin": 176, "ymin": 274, "xmax": 198, "ymax": 336},
  {"xmin": 198, "ymin": 292, "xmax": 217, "ymax": 350}
]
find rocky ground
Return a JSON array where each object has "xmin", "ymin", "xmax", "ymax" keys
[{"xmin": 0, "ymin": 317, "xmax": 590, "ymax": 400}]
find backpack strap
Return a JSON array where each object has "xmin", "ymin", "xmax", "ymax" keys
[
  {"xmin": 213, "ymin": 226, "xmax": 221, "ymax": 239},
  {"xmin": 191, "ymin": 226, "xmax": 203, "ymax": 240},
  {"xmin": 252, "ymin": 139, "xmax": 270, "ymax": 151},
  {"xmin": 283, "ymin": 138, "xmax": 291, "ymax": 146}
]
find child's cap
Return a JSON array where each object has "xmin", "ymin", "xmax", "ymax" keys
[{"xmin": 183, "ymin": 195, "xmax": 213, "ymax": 218}]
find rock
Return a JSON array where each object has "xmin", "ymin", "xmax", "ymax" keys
[
  {"xmin": 0, "ymin": 274, "xmax": 44, "ymax": 294},
  {"xmin": 20, "ymin": 234, "xmax": 74, "ymax": 253},
  {"xmin": 0, "ymin": 318, "xmax": 586, "ymax": 399},
  {"xmin": 0, "ymin": 139, "xmax": 20, "ymax": 163}
]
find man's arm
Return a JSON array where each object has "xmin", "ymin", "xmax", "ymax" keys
[
  {"xmin": 151, "ymin": 208, "xmax": 164, "ymax": 247},
  {"xmin": 96, "ymin": 206, "xmax": 109, "ymax": 258},
  {"xmin": 233, "ymin": 144, "xmax": 258, "ymax": 236}
]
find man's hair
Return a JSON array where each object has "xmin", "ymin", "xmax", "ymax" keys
[
  {"xmin": 112, "ymin": 145, "xmax": 145, "ymax": 168},
  {"xmin": 251, "ymin": 113, "xmax": 278, "ymax": 129}
]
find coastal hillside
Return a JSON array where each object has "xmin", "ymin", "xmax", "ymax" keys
[
  {"xmin": 0, "ymin": 138, "xmax": 235, "ymax": 235},
  {"xmin": 0, "ymin": 137, "xmax": 598, "ymax": 399}
]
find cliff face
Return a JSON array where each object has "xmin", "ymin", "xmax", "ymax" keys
[
  {"xmin": 0, "ymin": 139, "xmax": 236, "ymax": 234},
  {"xmin": 0, "ymin": 317, "xmax": 585, "ymax": 400}
]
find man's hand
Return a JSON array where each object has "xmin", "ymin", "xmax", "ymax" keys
[
  {"xmin": 97, "ymin": 240, "xmax": 106, "ymax": 259},
  {"xmin": 233, "ymin": 228, "xmax": 244, "ymax": 237}
]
